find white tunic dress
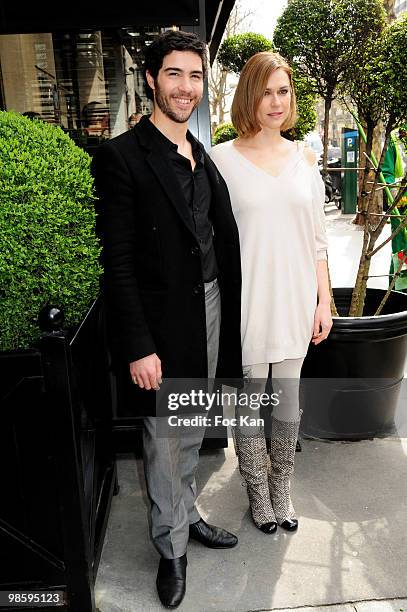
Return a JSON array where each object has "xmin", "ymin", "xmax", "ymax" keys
[{"xmin": 209, "ymin": 139, "xmax": 328, "ymax": 366}]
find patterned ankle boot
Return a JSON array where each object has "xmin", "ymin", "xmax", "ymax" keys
[{"xmin": 268, "ymin": 415, "xmax": 301, "ymax": 532}]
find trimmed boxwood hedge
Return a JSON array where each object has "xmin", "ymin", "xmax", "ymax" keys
[
  {"xmin": 0, "ymin": 111, "xmax": 101, "ymax": 351},
  {"xmin": 212, "ymin": 123, "xmax": 237, "ymax": 145}
]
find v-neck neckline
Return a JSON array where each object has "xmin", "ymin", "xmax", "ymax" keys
[{"xmin": 230, "ymin": 140, "xmax": 301, "ymax": 179}]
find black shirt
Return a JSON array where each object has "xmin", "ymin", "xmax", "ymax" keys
[{"xmin": 146, "ymin": 118, "xmax": 218, "ymax": 282}]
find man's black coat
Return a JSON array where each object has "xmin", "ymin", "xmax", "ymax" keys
[{"xmin": 92, "ymin": 116, "xmax": 243, "ymax": 416}]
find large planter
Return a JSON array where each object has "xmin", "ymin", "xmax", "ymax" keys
[
  {"xmin": 0, "ymin": 299, "xmax": 116, "ymax": 612},
  {"xmin": 300, "ymin": 288, "xmax": 407, "ymax": 440}
]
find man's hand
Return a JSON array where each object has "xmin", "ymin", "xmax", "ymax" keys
[{"xmin": 130, "ymin": 353, "xmax": 162, "ymax": 390}]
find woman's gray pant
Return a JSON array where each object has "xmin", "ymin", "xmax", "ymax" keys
[
  {"xmin": 236, "ymin": 359, "xmax": 304, "ymax": 436},
  {"xmin": 142, "ymin": 279, "xmax": 220, "ymax": 559}
]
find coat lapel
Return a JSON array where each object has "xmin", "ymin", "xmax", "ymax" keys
[{"xmin": 134, "ymin": 117, "xmax": 195, "ymax": 237}]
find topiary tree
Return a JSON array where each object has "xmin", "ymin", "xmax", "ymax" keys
[
  {"xmin": 285, "ymin": 70, "xmax": 318, "ymax": 141},
  {"xmin": 212, "ymin": 123, "xmax": 238, "ymax": 145},
  {"xmin": 218, "ymin": 32, "xmax": 317, "ymax": 141},
  {"xmin": 274, "ymin": 0, "xmax": 385, "ymax": 172},
  {"xmin": 217, "ymin": 32, "xmax": 273, "ymax": 75},
  {"xmin": 0, "ymin": 111, "xmax": 101, "ymax": 351},
  {"xmin": 337, "ymin": 11, "xmax": 386, "ymax": 229},
  {"xmin": 377, "ymin": 16, "xmax": 407, "ymax": 133},
  {"xmin": 346, "ymin": 15, "xmax": 407, "ymax": 315}
]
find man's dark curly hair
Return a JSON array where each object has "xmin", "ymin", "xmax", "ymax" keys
[{"xmin": 143, "ymin": 30, "xmax": 207, "ymax": 101}]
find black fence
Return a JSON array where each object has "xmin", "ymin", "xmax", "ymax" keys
[{"xmin": 0, "ymin": 298, "xmax": 116, "ymax": 611}]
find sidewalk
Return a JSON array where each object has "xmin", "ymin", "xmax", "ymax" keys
[
  {"xmin": 95, "ymin": 209, "xmax": 407, "ymax": 612},
  {"xmin": 273, "ymin": 602, "xmax": 407, "ymax": 611},
  {"xmin": 325, "ymin": 208, "xmax": 392, "ymax": 292}
]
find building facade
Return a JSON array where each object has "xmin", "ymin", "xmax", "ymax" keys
[
  {"xmin": 315, "ymin": 98, "xmax": 356, "ymax": 155},
  {"xmin": 0, "ymin": 2, "xmax": 234, "ymax": 151}
]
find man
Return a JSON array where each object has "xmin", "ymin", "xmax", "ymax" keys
[
  {"xmin": 382, "ymin": 127, "xmax": 407, "ymax": 291},
  {"xmin": 82, "ymin": 101, "xmax": 110, "ymax": 137},
  {"xmin": 92, "ymin": 30, "xmax": 242, "ymax": 609}
]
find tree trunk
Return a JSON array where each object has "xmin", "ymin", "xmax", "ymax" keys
[
  {"xmin": 322, "ymin": 96, "xmax": 332, "ymax": 175},
  {"xmin": 383, "ymin": 0, "xmax": 396, "ymax": 22},
  {"xmin": 371, "ymin": 121, "xmax": 385, "ymax": 216},
  {"xmin": 348, "ymin": 230, "xmax": 372, "ymax": 316},
  {"xmin": 355, "ymin": 118, "xmax": 375, "ymax": 225},
  {"xmin": 349, "ymin": 126, "xmax": 393, "ymax": 316},
  {"xmin": 354, "ymin": 119, "xmax": 375, "ymax": 226},
  {"xmin": 352, "ymin": 118, "xmax": 369, "ymax": 225},
  {"xmin": 321, "ymin": 95, "xmax": 338, "ymax": 314}
]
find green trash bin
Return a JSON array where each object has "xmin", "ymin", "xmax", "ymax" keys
[{"xmin": 341, "ymin": 127, "xmax": 358, "ymax": 214}]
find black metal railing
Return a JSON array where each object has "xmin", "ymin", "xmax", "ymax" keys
[{"xmin": 0, "ymin": 297, "xmax": 116, "ymax": 611}]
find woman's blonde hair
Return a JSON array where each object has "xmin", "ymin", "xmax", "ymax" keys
[{"xmin": 231, "ymin": 51, "xmax": 297, "ymax": 137}]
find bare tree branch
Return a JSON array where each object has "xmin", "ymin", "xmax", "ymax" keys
[{"xmin": 209, "ymin": 1, "xmax": 254, "ymax": 130}]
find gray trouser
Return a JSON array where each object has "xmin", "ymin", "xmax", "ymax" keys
[{"xmin": 143, "ymin": 279, "xmax": 220, "ymax": 558}]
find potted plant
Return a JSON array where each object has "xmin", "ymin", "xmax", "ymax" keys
[
  {"xmin": 0, "ymin": 111, "xmax": 101, "ymax": 352},
  {"xmin": 0, "ymin": 110, "xmax": 111, "ymax": 610}
]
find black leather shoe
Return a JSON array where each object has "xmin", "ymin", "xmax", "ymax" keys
[
  {"xmin": 189, "ymin": 518, "xmax": 238, "ymax": 548},
  {"xmin": 259, "ymin": 521, "xmax": 278, "ymax": 534},
  {"xmin": 280, "ymin": 518, "xmax": 298, "ymax": 532},
  {"xmin": 156, "ymin": 554, "xmax": 187, "ymax": 609}
]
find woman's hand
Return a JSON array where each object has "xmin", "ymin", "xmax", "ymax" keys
[{"xmin": 312, "ymin": 302, "xmax": 333, "ymax": 345}]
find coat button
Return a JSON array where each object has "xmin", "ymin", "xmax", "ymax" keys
[
  {"xmin": 191, "ymin": 246, "xmax": 199, "ymax": 256},
  {"xmin": 192, "ymin": 283, "xmax": 203, "ymax": 296}
]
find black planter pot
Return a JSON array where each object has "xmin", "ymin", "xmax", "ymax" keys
[
  {"xmin": 301, "ymin": 288, "xmax": 407, "ymax": 440},
  {"xmin": 0, "ymin": 299, "xmax": 116, "ymax": 611}
]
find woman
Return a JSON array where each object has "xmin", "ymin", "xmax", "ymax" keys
[{"xmin": 210, "ymin": 52, "xmax": 332, "ymax": 534}]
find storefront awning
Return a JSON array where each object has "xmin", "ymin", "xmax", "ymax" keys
[
  {"xmin": 0, "ymin": 0, "xmax": 235, "ymax": 63},
  {"xmin": 206, "ymin": 0, "xmax": 236, "ymax": 63},
  {"xmin": 0, "ymin": 2, "xmax": 200, "ymax": 33}
]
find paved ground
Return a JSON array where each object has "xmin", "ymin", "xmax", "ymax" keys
[
  {"xmin": 95, "ymin": 210, "xmax": 407, "ymax": 611},
  {"xmin": 95, "ymin": 435, "xmax": 407, "ymax": 612},
  {"xmin": 325, "ymin": 208, "xmax": 392, "ymax": 292}
]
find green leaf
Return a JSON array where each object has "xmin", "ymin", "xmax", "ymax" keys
[{"xmin": 0, "ymin": 111, "xmax": 101, "ymax": 351}]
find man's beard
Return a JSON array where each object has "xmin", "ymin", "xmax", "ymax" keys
[{"xmin": 154, "ymin": 81, "xmax": 201, "ymax": 123}]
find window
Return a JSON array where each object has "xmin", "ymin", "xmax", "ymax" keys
[{"xmin": 0, "ymin": 26, "xmax": 168, "ymax": 153}]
